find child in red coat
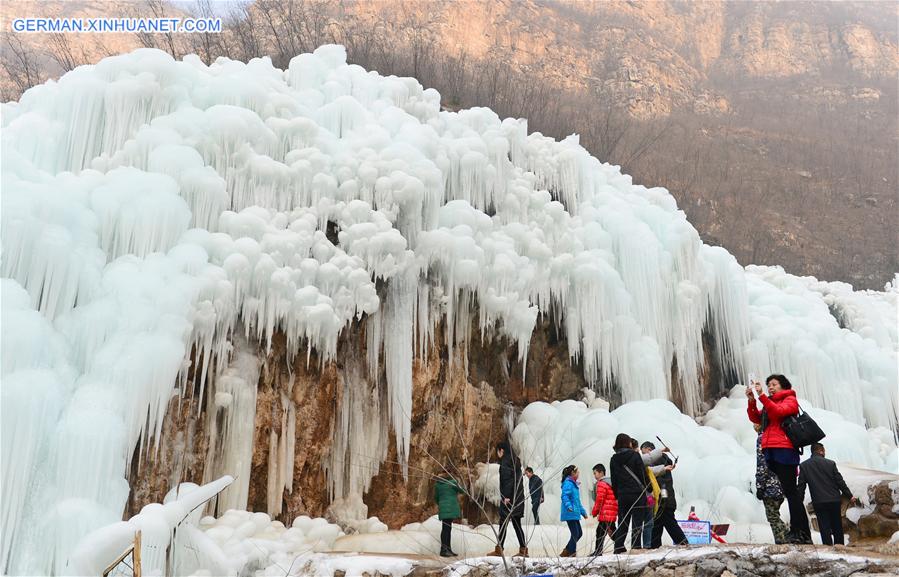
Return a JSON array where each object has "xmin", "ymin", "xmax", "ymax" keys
[{"xmin": 591, "ymin": 463, "xmax": 618, "ymax": 556}]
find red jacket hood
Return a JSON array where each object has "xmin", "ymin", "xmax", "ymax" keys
[{"xmin": 768, "ymin": 389, "xmax": 796, "ymax": 401}]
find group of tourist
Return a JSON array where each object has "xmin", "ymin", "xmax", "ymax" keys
[
  {"xmin": 748, "ymin": 374, "xmax": 857, "ymax": 546},
  {"xmin": 433, "ymin": 373, "xmax": 859, "ymax": 558},
  {"xmin": 555, "ymin": 434, "xmax": 687, "ymax": 557}
]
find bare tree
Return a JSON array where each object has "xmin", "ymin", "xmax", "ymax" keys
[
  {"xmin": 185, "ymin": 0, "xmax": 227, "ymax": 64},
  {"xmin": 47, "ymin": 33, "xmax": 87, "ymax": 73},
  {"xmin": 2, "ymin": 35, "xmax": 41, "ymax": 97},
  {"xmin": 581, "ymin": 82, "xmax": 634, "ymax": 162},
  {"xmin": 227, "ymin": 1, "xmax": 261, "ymax": 62},
  {"xmin": 132, "ymin": 0, "xmax": 181, "ymax": 58},
  {"xmin": 90, "ymin": 36, "xmax": 117, "ymax": 60},
  {"xmin": 441, "ymin": 49, "xmax": 468, "ymax": 108}
]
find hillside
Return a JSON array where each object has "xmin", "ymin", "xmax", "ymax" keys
[{"xmin": 319, "ymin": 0, "xmax": 898, "ymax": 288}]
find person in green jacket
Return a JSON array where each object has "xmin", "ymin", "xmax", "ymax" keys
[{"xmin": 435, "ymin": 473, "xmax": 464, "ymax": 556}]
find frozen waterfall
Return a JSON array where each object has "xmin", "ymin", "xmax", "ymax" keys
[{"xmin": 1, "ymin": 45, "xmax": 896, "ymax": 574}]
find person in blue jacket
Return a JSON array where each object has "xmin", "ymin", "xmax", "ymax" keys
[{"xmin": 560, "ymin": 465, "xmax": 588, "ymax": 557}]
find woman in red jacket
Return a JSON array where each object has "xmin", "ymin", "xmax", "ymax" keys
[
  {"xmin": 746, "ymin": 374, "xmax": 811, "ymax": 544},
  {"xmin": 590, "ymin": 463, "xmax": 618, "ymax": 556}
]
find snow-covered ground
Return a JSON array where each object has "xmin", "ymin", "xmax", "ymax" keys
[
  {"xmin": 69, "ymin": 507, "xmax": 841, "ymax": 576},
  {"xmin": 2, "ymin": 44, "xmax": 897, "ymax": 575},
  {"xmin": 440, "ymin": 544, "xmax": 899, "ymax": 577}
]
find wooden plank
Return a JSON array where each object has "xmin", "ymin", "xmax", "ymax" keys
[
  {"xmin": 102, "ymin": 544, "xmax": 134, "ymax": 577},
  {"xmin": 134, "ymin": 530, "xmax": 141, "ymax": 577}
]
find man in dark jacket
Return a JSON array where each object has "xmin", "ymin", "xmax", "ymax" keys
[
  {"xmin": 525, "ymin": 467, "xmax": 544, "ymax": 525},
  {"xmin": 798, "ymin": 443, "xmax": 858, "ymax": 545},
  {"xmin": 492, "ymin": 442, "xmax": 527, "ymax": 557},
  {"xmin": 609, "ymin": 433, "xmax": 648, "ymax": 553},
  {"xmin": 648, "ymin": 453, "xmax": 688, "ymax": 548}
]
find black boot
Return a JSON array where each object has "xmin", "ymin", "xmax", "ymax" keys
[{"xmin": 786, "ymin": 532, "xmax": 811, "ymax": 545}]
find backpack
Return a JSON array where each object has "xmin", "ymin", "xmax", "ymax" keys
[{"xmin": 645, "ymin": 467, "xmax": 661, "ymax": 514}]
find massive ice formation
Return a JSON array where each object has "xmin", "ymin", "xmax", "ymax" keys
[{"xmin": 1, "ymin": 45, "xmax": 896, "ymax": 573}]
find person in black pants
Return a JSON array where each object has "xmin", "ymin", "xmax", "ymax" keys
[
  {"xmin": 434, "ymin": 474, "xmax": 464, "ymax": 556},
  {"xmin": 491, "ymin": 442, "xmax": 528, "ymax": 557},
  {"xmin": 746, "ymin": 374, "xmax": 812, "ymax": 544},
  {"xmin": 590, "ymin": 464, "xmax": 618, "ymax": 556},
  {"xmin": 609, "ymin": 433, "xmax": 648, "ymax": 553},
  {"xmin": 649, "ymin": 454, "xmax": 688, "ymax": 548},
  {"xmin": 525, "ymin": 467, "xmax": 544, "ymax": 525},
  {"xmin": 798, "ymin": 443, "xmax": 858, "ymax": 545},
  {"xmin": 767, "ymin": 459, "xmax": 811, "ymax": 542}
]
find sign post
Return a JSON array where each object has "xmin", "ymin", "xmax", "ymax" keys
[{"xmin": 677, "ymin": 520, "xmax": 711, "ymax": 545}]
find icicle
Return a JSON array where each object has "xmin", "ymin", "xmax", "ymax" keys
[
  {"xmin": 324, "ymin": 345, "xmax": 389, "ymax": 508},
  {"xmin": 416, "ymin": 283, "xmax": 433, "ymax": 361},
  {"xmin": 202, "ymin": 334, "xmax": 260, "ymax": 512},
  {"xmin": 266, "ymin": 429, "xmax": 280, "ymax": 517},
  {"xmin": 382, "ymin": 269, "xmax": 416, "ymax": 474}
]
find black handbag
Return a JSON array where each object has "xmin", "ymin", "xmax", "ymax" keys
[{"xmin": 781, "ymin": 405, "xmax": 825, "ymax": 449}]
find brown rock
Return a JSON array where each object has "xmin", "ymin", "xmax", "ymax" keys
[{"xmin": 844, "ymin": 480, "xmax": 899, "ymax": 543}]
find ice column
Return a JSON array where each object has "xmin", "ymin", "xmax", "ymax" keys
[
  {"xmin": 202, "ymin": 335, "xmax": 261, "ymax": 512},
  {"xmin": 383, "ymin": 269, "xmax": 417, "ymax": 474}
]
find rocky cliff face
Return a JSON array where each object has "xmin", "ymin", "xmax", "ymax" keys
[
  {"xmin": 347, "ymin": 0, "xmax": 897, "ymax": 119},
  {"xmin": 10, "ymin": 1, "xmax": 893, "ymax": 118},
  {"xmin": 332, "ymin": 0, "xmax": 898, "ymax": 289}
]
